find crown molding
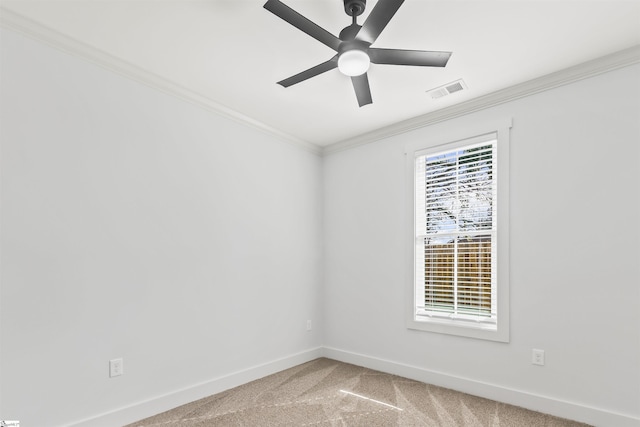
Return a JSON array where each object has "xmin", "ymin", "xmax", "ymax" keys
[
  {"xmin": 323, "ymin": 44, "xmax": 640, "ymax": 155},
  {"xmin": 0, "ymin": 7, "xmax": 322, "ymax": 156}
]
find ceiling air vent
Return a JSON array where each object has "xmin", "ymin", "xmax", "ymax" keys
[{"xmin": 427, "ymin": 79, "xmax": 467, "ymax": 99}]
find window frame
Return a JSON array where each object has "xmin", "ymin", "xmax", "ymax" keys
[{"xmin": 405, "ymin": 119, "xmax": 511, "ymax": 342}]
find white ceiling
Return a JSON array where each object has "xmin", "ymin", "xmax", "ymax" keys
[{"xmin": 1, "ymin": 0, "xmax": 639, "ymax": 148}]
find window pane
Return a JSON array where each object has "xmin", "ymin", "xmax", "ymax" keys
[
  {"xmin": 457, "ymin": 236, "xmax": 492, "ymax": 316},
  {"xmin": 425, "ymin": 155, "xmax": 456, "ymax": 234},
  {"xmin": 458, "ymin": 145, "xmax": 493, "ymax": 231},
  {"xmin": 424, "ymin": 144, "xmax": 494, "ymax": 235},
  {"xmin": 423, "ymin": 238, "xmax": 455, "ymax": 313}
]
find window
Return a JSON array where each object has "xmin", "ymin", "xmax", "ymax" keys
[{"xmin": 406, "ymin": 121, "xmax": 510, "ymax": 342}]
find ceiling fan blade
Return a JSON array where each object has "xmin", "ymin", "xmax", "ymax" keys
[
  {"xmin": 356, "ymin": 0, "xmax": 405, "ymax": 45},
  {"xmin": 264, "ymin": 0, "xmax": 341, "ymax": 51},
  {"xmin": 278, "ymin": 56, "xmax": 338, "ymax": 87},
  {"xmin": 369, "ymin": 48, "xmax": 452, "ymax": 67},
  {"xmin": 351, "ymin": 74, "xmax": 373, "ymax": 107}
]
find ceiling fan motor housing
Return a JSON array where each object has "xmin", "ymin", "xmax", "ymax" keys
[
  {"xmin": 344, "ymin": 0, "xmax": 366, "ymax": 16},
  {"xmin": 339, "ymin": 24, "xmax": 367, "ymax": 43}
]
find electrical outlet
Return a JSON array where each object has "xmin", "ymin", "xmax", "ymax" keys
[
  {"xmin": 109, "ymin": 358, "xmax": 124, "ymax": 377},
  {"xmin": 532, "ymin": 349, "xmax": 545, "ymax": 366},
  {"xmin": 306, "ymin": 320, "xmax": 312, "ymax": 331}
]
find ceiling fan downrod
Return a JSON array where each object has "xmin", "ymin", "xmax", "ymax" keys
[{"xmin": 344, "ymin": 0, "xmax": 366, "ymax": 20}]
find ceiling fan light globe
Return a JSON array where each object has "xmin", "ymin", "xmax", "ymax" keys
[{"xmin": 338, "ymin": 50, "xmax": 370, "ymax": 76}]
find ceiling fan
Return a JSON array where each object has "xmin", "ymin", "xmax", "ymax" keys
[{"xmin": 264, "ymin": 0, "xmax": 452, "ymax": 107}]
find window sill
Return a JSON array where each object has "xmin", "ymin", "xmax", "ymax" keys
[{"xmin": 407, "ymin": 315, "xmax": 509, "ymax": 342}]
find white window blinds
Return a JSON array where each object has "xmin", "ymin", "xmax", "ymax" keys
[{"xmin": 414, "ymin": 134, "xmax": 497, "ymax": 324}]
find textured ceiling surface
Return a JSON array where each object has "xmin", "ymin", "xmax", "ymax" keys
[{"xmin": 2, "ymin": 0, "xmax": 639, "ymax": 147}]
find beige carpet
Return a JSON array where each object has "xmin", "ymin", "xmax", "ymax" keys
[{"xmin": 126, "ymin": 358, "xmax": 591, "ymax": 426}]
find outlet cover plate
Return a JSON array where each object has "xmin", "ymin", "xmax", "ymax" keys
[
  {"xmin": 532, "ymin": 349, "xmax": 545, "ymax": 366},
  {"xmin": 109, "ymin": 358, "xmax": 123, "ymax": 377}
]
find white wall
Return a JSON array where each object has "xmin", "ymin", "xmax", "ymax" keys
[
  {"xmin": 0, "ymin": 28, "xmax": 323, "ymax": 426},
  {"xmin": 323, "ymin": 64, "xmax": 640, "ymax": 424}
]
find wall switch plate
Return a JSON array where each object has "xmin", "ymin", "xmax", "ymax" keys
[
  {"xmin": 109, "ymin": 358, "xmax": 123, "ymax": 377},
  {"xmin": 532, "ymin": 349, "xmax": 545, "ymax": 366},
  {"xmin": 306, "ymin": 320, "xmax": 312, "ymax": 331}
]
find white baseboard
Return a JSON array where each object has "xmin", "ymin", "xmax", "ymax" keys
[
  {"xmin": 321, "ymin": 346, "xmax": 640, "ymax": 427},
  {"xmin": 68, "ymin": 347, "xmax": 323, "ymax": 427},
  {"xmin": 65, "ymin": 346, "xmax": 639, "ymax": 427}
]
